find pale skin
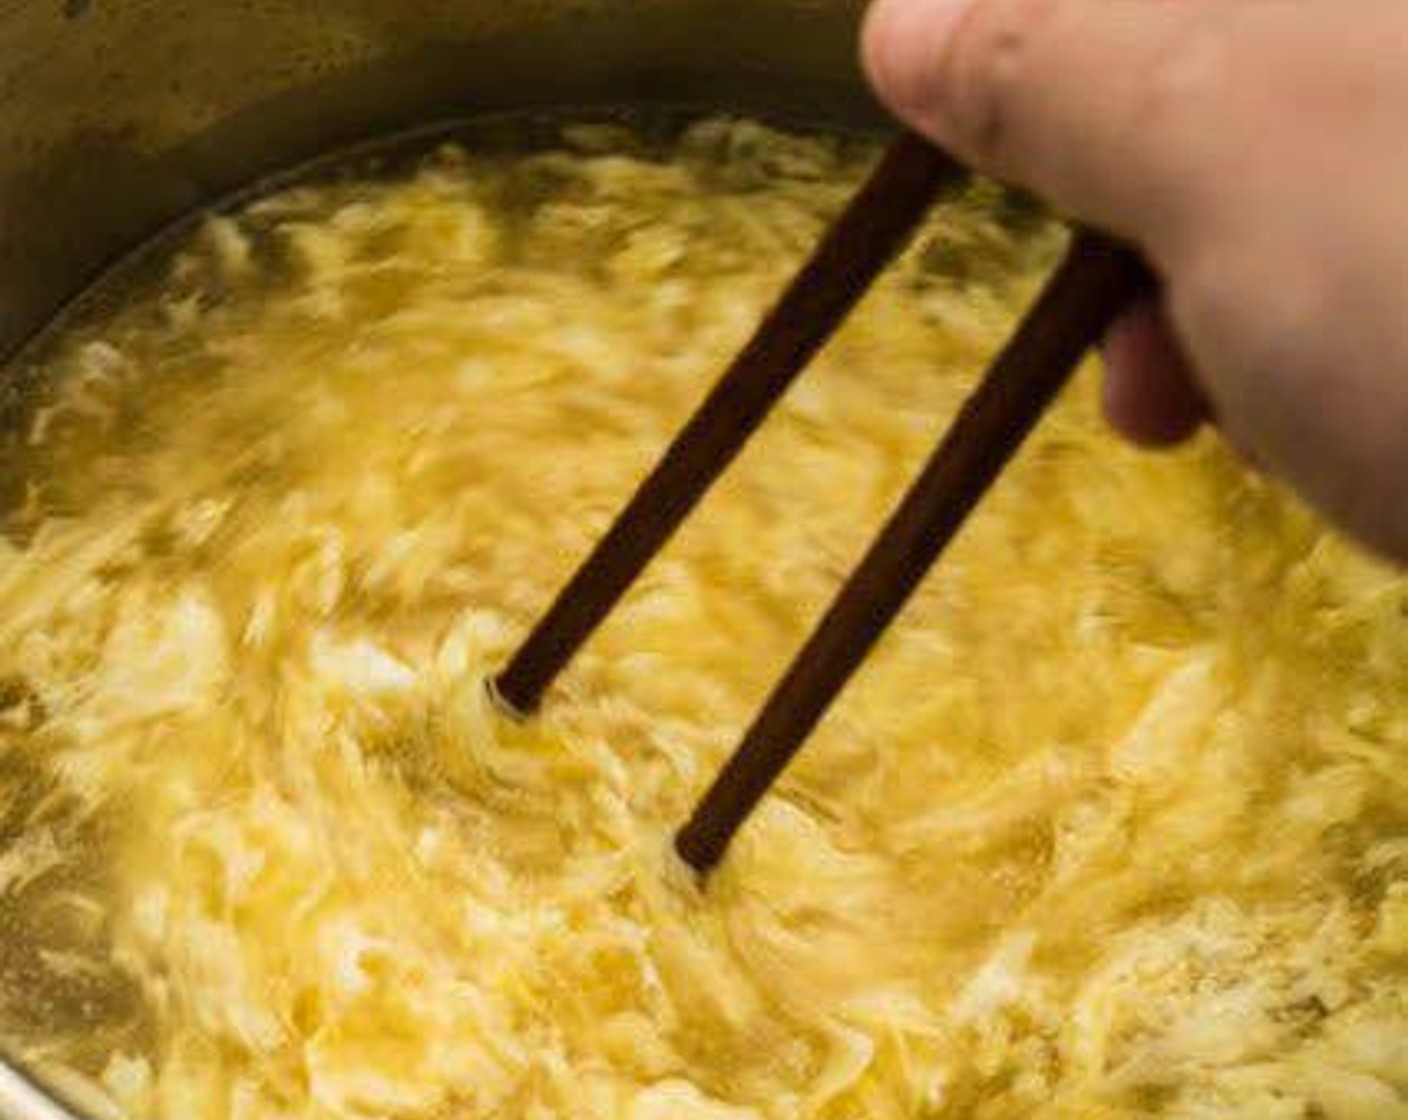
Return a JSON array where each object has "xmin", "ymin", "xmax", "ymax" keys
[{"xmin": 861, "ymin": 0, "xmax": 1408, "ymax": 559}]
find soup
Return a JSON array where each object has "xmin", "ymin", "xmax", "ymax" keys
[{"xmin": 0, "ymin": 119, "xmax": 1405, "ymax": 1120}]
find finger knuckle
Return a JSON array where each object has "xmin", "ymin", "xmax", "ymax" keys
[{"xmin": 946, "ymin": 0, "xmax": 1058, "ymax": 168}]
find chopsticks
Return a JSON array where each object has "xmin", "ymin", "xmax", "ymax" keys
[{"xmin": 492, "ymin": 131, "xmax": 1151, "ymax": 873}]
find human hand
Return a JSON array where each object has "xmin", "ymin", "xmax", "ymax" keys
[{"xmin": 863, "ymin": 0, "xmax": 1408, "ymax": 559}]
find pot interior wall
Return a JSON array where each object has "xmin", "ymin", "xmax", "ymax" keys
[{"xmin": 0, "ymin": 0, "xmax": 880, "ymax": 367}]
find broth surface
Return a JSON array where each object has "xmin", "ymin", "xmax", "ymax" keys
[{"xmin": 1, "ymin": 119, "xmax": 1406, "ymax": 1120}]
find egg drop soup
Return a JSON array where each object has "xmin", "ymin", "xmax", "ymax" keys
[{"xmin": 0, "ymin": 120, "xmax": 1406, "ymax": 1120}]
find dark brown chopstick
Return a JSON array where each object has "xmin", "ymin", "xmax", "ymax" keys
[
  {"xmin": 492, "ymin": 133, "xmax": 965, "ymax": 715},
  {"xmin": 674, "ymin": 231, "xmax": 1150, "ymax": 873}
]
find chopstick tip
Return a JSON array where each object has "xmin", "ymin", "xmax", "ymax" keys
[
  {"xmin": 673, "ymin": 822, "xmax": 724, "ymax": 878},
  {"xmin": 485, "ymin": 674, "xmax": 532, "ymax": 722}
]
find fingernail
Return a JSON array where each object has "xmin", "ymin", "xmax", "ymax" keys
[{"xmin": 862, "ymin": 0, "xmax": 976, "ymax": 135}]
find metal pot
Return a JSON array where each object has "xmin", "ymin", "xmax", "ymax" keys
[{"xmin": 0, "ymin": 2, "xmax": 881, "ymax": 1116}]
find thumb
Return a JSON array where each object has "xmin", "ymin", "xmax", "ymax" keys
[{"xmin": 861, "ymin": 0, "xmax": 1230, "ymax": 253}]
